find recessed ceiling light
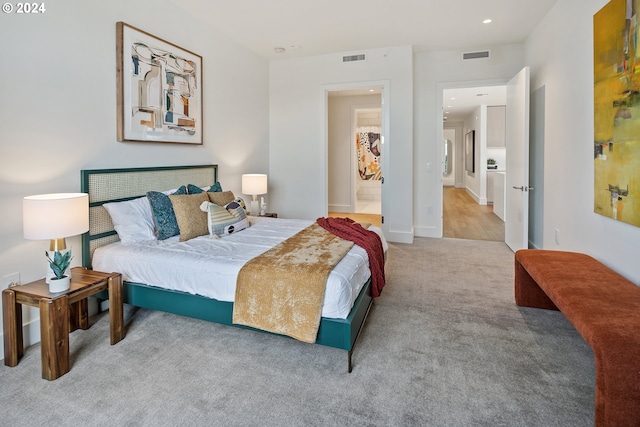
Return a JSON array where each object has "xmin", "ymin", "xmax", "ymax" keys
[
  {"xmin": 447, "ymin": 105, "xmax": 453, "ymax": 108},
  {"xmin": 450, "ymin": 97, "xmax": 456, "ymax": 100},
  {"xmin": 369, "ymin": 89, "xmax": 375, "ymax": 92},
  {"xmin": 483, "ymin": 18, "xmax": 492, "ymax": 24}
]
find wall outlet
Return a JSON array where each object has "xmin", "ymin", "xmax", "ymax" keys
[
  {"xmin": 555, "ymin": 229, "xmax": 560, "ymax": 245},
  {"xmin": 427, "ymin": 205, "xmax": 433, "ymax": 214},
  {"xmin": 1, "ymin": 272, "xmax": 20, "ymax": 289}
]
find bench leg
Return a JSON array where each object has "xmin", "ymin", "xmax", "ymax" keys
[
  {"xmin": 108, "ymin": 274, "xmax": 125, "ymax": 345},
  {"xmin": 39, "ymin": 296, "xmax": 70, "ymax": 380},
  {"xmin": 594, "ymin": 349, "xmax": 640, "ymax": 427},
  {"xmin": 514, "ymin": 258, "xmax": 559, "ymax": 310},
  {"xmin": 2, "ymin": 288, "xmax": 23, "ymax": 366}
]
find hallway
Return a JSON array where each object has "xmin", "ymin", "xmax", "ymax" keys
[
  {"xmin": 328, "ymin": 211, "xmax": 382, "ymax": 228},
  {"xmin": 443, "ymin": 187, "xmax": 505, "ymax": 242}
]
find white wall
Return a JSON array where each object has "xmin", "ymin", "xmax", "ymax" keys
[
  {"xmin": 413, "ymin": 45, "xmax": 525, "ymax": 237},
  {"xmin": 270, "ymin": 46, "xmax": 414, "ymax": 243},
  {"xmin": 328, "ymin": 94, "xmax": 381, "ymax": 212},
  {"xmin": 525, "ymin": 0, "xmax": 640, "ymax": 283},
  {"xmin": 0, "ymin": 0, "xmax": 269, "ymax": 349}
]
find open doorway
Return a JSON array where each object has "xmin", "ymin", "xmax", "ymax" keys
[
  {"xmin": 354, "ymin": 107, "xmax": 382, "ymax": 215},
  {"xmin": 441, "ymin": 85, "xmax": 506, "ymax": 242},
  {"xmin": 327, "ymin": 87, "xmax": 383, "ymax": 227}
]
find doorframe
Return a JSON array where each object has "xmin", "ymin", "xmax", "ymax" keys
[
  {"xmin": 323, "ymin": 80, "xmax": 390, "ymax": 236},
  {"xmin": 437, "ymin": 78, "xmax": 508, "ymax": 238}
]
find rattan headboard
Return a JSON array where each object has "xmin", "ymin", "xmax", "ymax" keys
[{"xmin": 80, "ymin": 164, "xmax": 218, "ymax": 268}]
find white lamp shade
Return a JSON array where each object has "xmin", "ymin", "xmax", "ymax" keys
[
  {"xmin": 23, "ymin": 193, "xmax": 89, "ymax": 240},
  {"xmin": 242, "ymin": 174, "xmax": 268, "ymax": 195}
]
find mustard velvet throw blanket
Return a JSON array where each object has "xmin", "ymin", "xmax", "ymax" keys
[{"xmin": 232, "ymin": 223, "xmax": 355, "ymax": 343}]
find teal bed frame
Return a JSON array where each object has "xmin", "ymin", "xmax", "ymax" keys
[{"xmin": 81, "ymin": 164, "xmax": 373, "ymax": 372}]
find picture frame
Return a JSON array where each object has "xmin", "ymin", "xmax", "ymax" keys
[
  {"xmin": 465, "ymin": 130, "xmax": 475, "ymax": 173},
  {"xmin": 116, "ymin": 22, "xmax": 203, "ymax": 145}
]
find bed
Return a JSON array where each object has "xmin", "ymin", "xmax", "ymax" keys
[{"xmin": 81, "ymin": 164, "xmax": 383, "ymax": 372}]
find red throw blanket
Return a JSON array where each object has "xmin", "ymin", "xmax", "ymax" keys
[{"xmin": 316, "ymin": 217, "xmax": 386, "ymax": 297}]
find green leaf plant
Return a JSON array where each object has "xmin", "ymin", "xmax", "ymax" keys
[{"xmin": 46, "ymin": 250, "xmax": 73, "ymax": 279}]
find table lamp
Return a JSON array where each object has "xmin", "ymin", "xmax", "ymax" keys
[
  {"xmin": 241, "ymin": 174, "xmax": 267, "ymax": 216},
  {"xmin": 23, "ymin": 193, "xmax": 89, "ymax": 290}
]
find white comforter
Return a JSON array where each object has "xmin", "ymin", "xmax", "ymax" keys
[{"xmin": 92, "ymin": 217, "xmax": 387, "ymax": 319}]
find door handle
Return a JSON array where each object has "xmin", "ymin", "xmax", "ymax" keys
[
  {"xmin": 513, "ymin": 186, "xmax": 524, "ymax": 191},
  {"xmin": 512, "ymin": 186, "xmax": 534, "ymax": 191}
]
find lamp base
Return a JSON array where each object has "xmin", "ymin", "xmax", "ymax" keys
[
  {"xmin": 249, "ymin": 200, "xmax": 259, "ymax": 216},
  {"xmin": 49, "ymin": 238, "xmax": 67, "ymax": 251}
]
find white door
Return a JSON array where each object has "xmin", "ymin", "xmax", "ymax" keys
[{"xmin": 505, "ymin": 67, "xmax": 531, "ymax": 251}]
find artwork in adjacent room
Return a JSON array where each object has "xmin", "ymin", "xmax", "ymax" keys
[
  {"xmin": 465, "ymin": 130, "xmax": 475, "ymax": 173},
  {"xmin": 356, "ymin": 128, "xmax": 382, "ymax": 180},
  {"xmin": 594, "ymin": 0, "xmax": 640, "ymax": 227},
  {"xmin": 116, "ymin": 22, "xmax": 203, "ymax": 145}
]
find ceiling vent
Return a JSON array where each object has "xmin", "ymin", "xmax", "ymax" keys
[
  {"xmin": 462, "ymin": 50, "xmax": 491, "ymax": 60},
  {"xmin": 343, "ymin": 53, "xmax": 366, "ymax": 63}
]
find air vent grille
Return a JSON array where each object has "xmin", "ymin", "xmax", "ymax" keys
[
  {"xmin": 462, "ymin": 50, "xmax": 491, "ymax": 60},
  {"xmin": 343, "ymin": 54, "xmax": 366, "ymax": 62}
]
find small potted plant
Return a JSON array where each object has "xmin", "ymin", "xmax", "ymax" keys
[
  {"xmin": 46, "ymin": 250, "xmax": 73, "ymax": 292},
  {"xmin": 487, "ymin": 158, "xmax": 498, "ymax": 169}
]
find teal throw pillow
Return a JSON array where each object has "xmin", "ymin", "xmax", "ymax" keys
[
  {"xmin": 147, "ymin": 185, "xmax": 187, "ymax": 240},
  {"xmin": 187, "ymin": 182, "xmax": 222, "ymax": 194}
]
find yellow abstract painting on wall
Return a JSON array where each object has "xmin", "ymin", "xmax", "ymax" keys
[{"xmin": 594, "ymin": 0, "xmax": 640, "ymax": 227}]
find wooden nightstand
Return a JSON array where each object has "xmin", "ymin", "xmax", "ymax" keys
[{"xmin": 2, "ymin": 267, "xmax": 124, "ymax": 380}]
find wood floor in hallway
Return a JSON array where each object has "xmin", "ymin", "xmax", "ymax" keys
[
  {"xmin": 443, "ymin": 187, "xmax": 505, "ymax": 242},
  {"xmin": 328, "ymin": 212, "xmax": 382, "ymax": 228}
]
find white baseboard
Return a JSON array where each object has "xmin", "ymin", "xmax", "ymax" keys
[
  {"xmin": 384, "ymin": 228, "xmax": 414, "ymax": 244},
  {"xmin": 414, "ymin": 225, "xmax": 440, "ymax": 238},
  {"xmin": 466, "ymin": 188, "xmax": 480, "ymax": 203},
  {"xmin": 0, "ymin": 318, "xmax": 41, "ymax": 362}
]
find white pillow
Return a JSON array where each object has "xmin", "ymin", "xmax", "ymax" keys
[{"xmin": 103, "ymin": 196, "xmax": 156, "ymax": 244}]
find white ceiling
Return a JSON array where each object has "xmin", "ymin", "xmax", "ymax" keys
[
  {"xmin": 175, "ymin": 0, "xmax": 559, "ymax": 60},
  {"xmin": 443, "ymin": 85, "xmax": 507, "ymax": 122},
  {"xmin": 174, "ymin": 0, "xmax": 557, "ymax": 120}
]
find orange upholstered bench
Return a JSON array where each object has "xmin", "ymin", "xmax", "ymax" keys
[{"xmin": 515, "ymin": 249, "xmax": 640, "ymax": 427}]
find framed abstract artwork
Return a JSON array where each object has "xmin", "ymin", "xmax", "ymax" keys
[
  {"xmin": 116, "ymin": 22, "xmax": 203, "ymax": 145},
  {"xmin": 594, "ymin": 0, "xmax": 640, "ymax": 227},
  {"xmin": 465, "ymin": 130, "xmax": 475, "ymax": 173}
]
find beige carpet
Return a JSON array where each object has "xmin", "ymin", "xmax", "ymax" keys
[{"xmin": 0, "ymin": 237, "xmax": 595, "ymax": 426}]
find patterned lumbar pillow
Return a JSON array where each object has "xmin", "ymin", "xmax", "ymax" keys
[
  {"xmin": 200, "ymin": 200, "xmax": 250, "ymax": 237},
  {"xmin": 224, "ymin": 197, "xmax": 247, "ymax": 214}
]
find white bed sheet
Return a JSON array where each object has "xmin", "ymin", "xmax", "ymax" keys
[{"xmin": 92, "ymin": 217, "xmax": 387, "ymax": 319}]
